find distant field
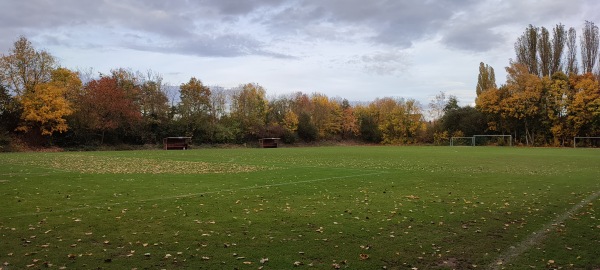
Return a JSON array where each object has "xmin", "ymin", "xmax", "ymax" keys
[{"xmin": 1, "ymin": 146, "xmax": 599, "ymax": 269}]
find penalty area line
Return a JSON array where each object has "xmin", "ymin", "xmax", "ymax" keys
[{"xmin": 488, "ymin": 189, "xmax": 600, "ymax": 270}]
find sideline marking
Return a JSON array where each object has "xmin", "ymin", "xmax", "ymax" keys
[
  {"xmin": 3, "ymin": 171, "xmax": 388, "ymax": 218},
  {"xmin": 488, "ymin": 190, "xmax": 600, "ymax": 270}
]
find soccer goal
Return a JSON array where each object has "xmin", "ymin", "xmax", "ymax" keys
[
  {"xmin": 473, "ymin": 135, "xmax": 512, "ymax": 146},
  {"xmin": 450, "ymin": 137, "xmax": 475, "ymax": 146},
  {"xmin": 573, "ymin": 137, "xmax": 600, "ymax": 148}
]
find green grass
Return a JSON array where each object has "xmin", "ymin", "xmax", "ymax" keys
[{"xmin": 0, "ymin": 146, "xmax": 599, "ymax": 269}]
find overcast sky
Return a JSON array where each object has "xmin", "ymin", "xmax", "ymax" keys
[{"xmin": 1, "ymin": 0, "xmax": 598, "ymax": 106}]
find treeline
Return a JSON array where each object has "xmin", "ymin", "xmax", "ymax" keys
[
  {"xmin": 2, "ymin": 20, "xmax": 599, "ymax": 150},
  {"xmin": 474, "ymin": 21, "xmax": 600, "ymax": 146},
  {"xmin": 0, "ymin": 37, "xmax": 429, "ymax": 149}
]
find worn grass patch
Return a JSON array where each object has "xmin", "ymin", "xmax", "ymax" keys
[
  {"xmin": 2, "ymin": 153, "xmax": 264, "ymax": 174},
  {"xmin": 0, "ymin": 147, "xmax": 599, "ymax": 269}
]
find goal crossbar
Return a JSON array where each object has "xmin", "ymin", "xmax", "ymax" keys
[
  {"xmin": 574, "ymin": 137, "xmax": 600, "ymax": 148},
  {"xmin": 450, "ymin": 137, "xmax": 475, "ymax": 146},
  {"xmin": 473, "ymin": 135, "xmax": 512, "ymax": 146}
]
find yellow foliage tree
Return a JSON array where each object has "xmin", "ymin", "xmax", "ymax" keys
[
  {"xmin": 17, "ymin": 68, "xmax": 80, "ymax": 136},
  {"xmin": 568, "ymin": 73, "xmax": 600, "ymax": 136},
  {"xmin": 283, "ymin": 110, "xmax": 299, "ymax": 132}
]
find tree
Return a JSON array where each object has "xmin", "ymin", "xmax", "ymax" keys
[
  {"xmin": 81, "ymin": 76, "xmax": 142, "ymax": 144},
  {"xmin": 230, "ymin": 83, "xmax": 268, "ymax": 141},
  {"xmin": 428, "ymin": 91, "xmax": 447, "ymax": 121},
  {"xmin": 178, "ymin": 77, "xmax": 212, "ymax": 141},
  {"xmin": 503, "ymin": 63, "xmax": 544, "ymax": 145},
  {"xmin": 16, "ymin": 68, "xmax": 80, "ymax": 137},
  {"xmin": 476, "ymin": 85, "xmax": 507, "ymax": 133},
  {"xmin": 297, "ymin": 112, "xmax": 317, "ymax": 142},
  {"xmin": 515, "ymin": 25, "xmax": 539, "ymax": 76},
  {"xmin": 138, "ymin": 71, "xmax": 170, "ymax": 144},
  {"xmin": 310, "ymin": 93, "xmax": 342, "ymax": 139},
  {"xmin": 444, "ymin": 95, "xmax": 460, "ymax": 112},
  {"xmin": 354, "ymin": 105, "xmax": 382, "ymax": 143},
  {"xmin": 440, "ymin": 106, "xmax": 486, "ymax": 136},
  {"xmin": 566, "ymin": 27, "xmax": 579, "ymax": 75},
  {"xmin": 373, "ymin": 97, "xmax": 423, "ymax": 144},
  {"xmin": 580, "ymin": 21, "xmax": 599, "ymax": 74},
  {"xmin": 476, "ymin": 63, "xmax": 496, "ymax": 96},
  {"xmin": 0, "ymin": 84, "xmax": 20, "ymax": 144},
  {"xmin": 551, "ymin": 24, "xmax": 566, "ymax": 75},
  {"xmin": 0, "ymin": 36, "xmax": 57, "ymax": 96},
  {"xmin": 568, "ymin": 73, "xmax": 600, "ymax": 137},
  {"xmin": 340, "ymin": 99, "xmax": 359, "ymax": 139},
  {"xmin": 538, "ymin": 27, "xmax": 552, "ymax": 77},
  {"xmin": 545, "ymin": 72, "xmax": 571, "ymax": 145}
]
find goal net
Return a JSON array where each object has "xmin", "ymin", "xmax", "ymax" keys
[
  {"xmin": 573, "ymin": 137, "xmax": 600, "ymax": 148},
  {"xmin": 450, "ymin": 137, "xmax": 474, "ymax": 146},
  {"xmin": 474, "ymin": 135, "xmax": 512, "ymax": 146}
]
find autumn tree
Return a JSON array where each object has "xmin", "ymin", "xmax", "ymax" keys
[
  {"xmin": 503, "ymin": 63, "xmax": 546, "ymax": 145},
  {"xmin": 138, "ymin": 71, "xmax": 170, "ymax": 143},
  {"xmin": 230, "ymin": 83, "xmax": 268, "ymax": 141},
  {"xmin": 545, "ymin": 72, "xmax": 572, "ymax": 145},
  {"xmin": 81, "ymin": 76, "xmax": 142, "ymax": 144},
  {"xmin": 16, "ymin": 68, "xmax": 80, "ymax": 138},
  {"xmin": 310, "ymin": 93, "xmax": 342, "ymax": 139},
  {"xmin": 0, "ymin": 36, "xmax": 56, "ymax": 96},
  {"xmin": 177, "ymin": 77, "xmax": 211, "ymax": 141},
  {"xmin": 580, "ymin": 21, "xmax": 599, "ymax": 74},
  {"xmin": 476, "ymin": 85, "xmax": 509, "ymax": 133},
  {"xmin": 568, "ymin": 73, "xmax": 600, "ymax": 137},
  {"xmin": 476, "ymin": 62, "xmax": 496, "ymax": 96},
  {"xmin": 372, "ymin": 97, "xmax": 423, "ymax": 144},
  {"xmin": 340, "ymin": 99, "xmax": 359, "ymax": 139}
]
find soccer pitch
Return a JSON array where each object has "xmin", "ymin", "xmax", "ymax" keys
[{"xmin": 1, "ymin": 146, "xmax": 599, "ymax": 269}]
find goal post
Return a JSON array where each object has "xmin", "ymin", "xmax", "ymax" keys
[
  {"xmin": 573, "ymin": 137, "xmax": 600, "ymax": 148},
  {"xmin": 450, "ymin": 137, "xmax": 475, "ymax": 146},
  {"xmin": 473, "ymin": 135, "xmax": 512, "ymax": 146}
]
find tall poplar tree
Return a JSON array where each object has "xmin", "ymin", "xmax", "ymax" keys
[
  {"xmin": 550, "ymin": 24, "xmax": 566, "ymax": 75},
  {"xmin": 538, "ymin": 27, "xmax": 552, "ymax": 77},
  {"xmin": 580, "ymin": 21, "xmax": 599, "ymax": 74},
  {"xmin": 566, "ymin": 27, "xmax": 579, "ymax": 75},
  {"xmin": 476, "ymin": 62, "xmax": 496, "ymax": 96},
  {"xmin": 515, "ymin": 25, "xmax": 539, "ymax": 76}
]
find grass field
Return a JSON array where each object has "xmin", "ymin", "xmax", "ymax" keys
[{"xmin": 0, "ymin": 146, "xmax": 599, "ymax": 269}]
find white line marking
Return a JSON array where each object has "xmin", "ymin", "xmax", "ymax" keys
[{"xmin": 488, "ymin": 190, "xmax": 600, "ymax": 270}]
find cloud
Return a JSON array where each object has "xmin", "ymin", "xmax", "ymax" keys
[
  {"xmin": 130, "ymin": 33, "xmax": 294, "ymax": 58},
  {"xmin": 348, "ymin": 50, "xmax": 410, "ymax": 76}
]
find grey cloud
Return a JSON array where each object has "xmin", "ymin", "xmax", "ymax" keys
[
  {"xmin": 2, "ymin": 0, "xmax": 598, "ymax": 58},
  {"xmin": 442, "ymin": 23, "xmax": 505, "ymax": 52},
  {"xmin": 348, "ymin": 50, "xmax": 410, "ymax": 76},
  {"xmin": 131, "ymin": 33, "xmax": 293, "ymax": 58}
]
